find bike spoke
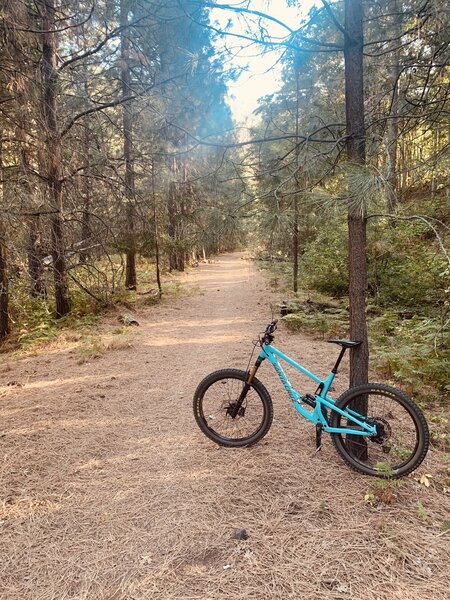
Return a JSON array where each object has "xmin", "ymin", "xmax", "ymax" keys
[
  {"xmin": 202, "ymin": 377, "xmax": 265, "ymax": 441},
  {"xmin": 341, "ymin": 392, "xmax": 419, "ymax": 471}
]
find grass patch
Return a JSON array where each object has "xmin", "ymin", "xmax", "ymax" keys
[
  {"xmin": 75, "ymin": 327, "xmax": 139, "ymax": 364},
  {"xmin": 75, "ymin": 336, "xmax": 106, "ymax": 364}
]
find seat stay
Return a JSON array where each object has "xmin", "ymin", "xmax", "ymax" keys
[{"xmin": 318, "ymin": 396, "xmax": 376, "ymax": 435}]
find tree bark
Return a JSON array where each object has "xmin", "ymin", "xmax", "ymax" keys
[
  {"xmin": 120, "ymin": 0, "xmax": 137, "ymax": 290},
  {"xmin": 19, "ymin": 108, "xmax": 46, "ymax": 297},
  {"xmin": 152, "ymin": 157, "xmax": 162, "ymax": 298},
  {"xmin": 0, "ymin": 142, "xmax": 9, "ymax": 340},
  {"xmin": 9, "ymin": 3, "xmax": 47, "ymax": 298},
  {"xmin": 293, "ymin": 197, "xmax": 299, "ymax": 293},
  {"xmin": 41, "ymin": 0, "xmax": 71, "ymax": 317},
  {"xmin": 80, "ymin": 124, "xmax": 91, "ymax": 263},
  {"xmin": 168, "ymin": 181, "xmax": 178, "ymax": 272},
  {"xmin": 344, "ymin": 0, "xmax": 369, "ymax": 388},
  {"xmin": 27, "ymin": 215, "xmax": 46, "ymax": 297},
  {"xmin": 430, "ymin": 128, "xmax": 438, "ymax": 197},
  {"xmin": 344, "ymin": 0, "xmax": 369, "ymax": 459},
  {"xmin": 0, "ymin": 231, "xmax": 9, "ymax": 340},
  {"xmin": 386, "ymin": 0, "xmax": 400, "ymax": 213},
  {"xmin": 293, "ymin": 62, "xmax": 300, "ymax": 293}
]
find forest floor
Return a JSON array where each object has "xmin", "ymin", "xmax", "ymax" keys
[{"xmin": 1, "ymin": 252, "xmax": 449, "ymax": 600}]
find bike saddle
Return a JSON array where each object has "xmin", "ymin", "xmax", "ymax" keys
[{"xmin": 328, "ymin": 339, "xmax": 362, "ymax": 348}]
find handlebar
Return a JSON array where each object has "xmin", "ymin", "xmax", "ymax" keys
[{"xmin": 262, "ymin": 319, "xmax": 278, "ymax": 344}]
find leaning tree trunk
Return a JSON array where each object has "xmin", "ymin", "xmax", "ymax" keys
[
  {"xmin": 41, "ymin": 0, "xmax": 71, "ymax": 317},
  {"xmin": 120, "ymin": 0, "xmax": 137, "ymax": 290}
]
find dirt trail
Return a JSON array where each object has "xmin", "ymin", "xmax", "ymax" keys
[{"xmin": 0, "ymin": 253, "xmax": 448, "ymax": 600}]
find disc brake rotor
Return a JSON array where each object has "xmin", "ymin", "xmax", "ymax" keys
[{"xmin": 225, "ymin": 402, "xmax": 246, "ymax": 418}]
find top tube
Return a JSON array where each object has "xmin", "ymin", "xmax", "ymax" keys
[{"xmin": 262, "ymin": 345, "xmax": 324, "ymax": 385}]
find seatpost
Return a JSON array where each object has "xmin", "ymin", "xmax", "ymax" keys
[{"xmin": 331, "ymin": 347, "xmax": 347, "ymax": 374}]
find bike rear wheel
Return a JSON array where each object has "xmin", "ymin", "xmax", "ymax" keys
[
  {"xmin": 193, "ymin": 369, "xmax": 273, "ymax": 447},
  {"xmin": 330, "ymin": 383, "xmax": 429, "ymax": 477}
]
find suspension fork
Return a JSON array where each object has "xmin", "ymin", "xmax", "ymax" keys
[{"xmin": 230, "ymin": 355, "xmax": 265, "ymax": 418}]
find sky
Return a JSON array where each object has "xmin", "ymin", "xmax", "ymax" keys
[{"xmin": 209, "ymin": 1, "xmax": 317, "ymax": 122}]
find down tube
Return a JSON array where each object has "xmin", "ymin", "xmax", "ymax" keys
[{"xmin": 261, "ymin": 347, "xmax": 318, "ymax": 423}]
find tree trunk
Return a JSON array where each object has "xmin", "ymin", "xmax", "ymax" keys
[
  {"xmin": 41, "ymin": 0, "xmax": 71, "ymax": 317},
  {"xmin": 430, "ymin": 128, "xmax": 438, "ymax": 198},
  {"xmin": 293, "ymin": 63, "xmax": 300, "ymax": 293},
  {"xmin": 386, "ymin": 0, "xmax": 400, "ymax": 214},
  {"xmin": 80, "ymin": 125, "xmax": 91, "ymax": 263},
  {"xmin": 9, "ymin": 0, "xmax": 46, "ymax": 297},
  {"xmin": 0, "ymin": 142, "xmax": 9, "ymax": 340},
  {"xmin": 20, "ymin": 118, "xmax": 46, "ymax": 297},
  {"xmin": 400, "ymin": 134, "xmax": 407, "ymax": 196},
  {"xmin": 168, "ymin": 181, "xmax": 178, "ymax": 272},
  {"xmin": 152, "ymin": 157, "xmax": 162, "ymax": 298},
  {"xmin": 17, "ymin": 105, "xmax": 47, "ymax": 296},
  {"xmin": 120, "ymin": 0, "xmax": 137, "ymax": 290},
  {"xmin": 293, "ymin": 198, "xmax": 299, "ymax": 293},
  {"xmin": 344, "ymin": 0, "xmax": 369, "ymax": 390},
  {"xmin": 0, "ymin": 230, "xmax": 9, "ymax": 340},
  {"xmin": 27, "ymin": 215, "xmax": 46, "ymax": 297},
  {"xmin": 344, "ymin": 0, "xmax": 369, "ymax": 460}
]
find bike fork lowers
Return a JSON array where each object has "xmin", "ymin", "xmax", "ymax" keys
[{"xmin": 230, "ymin": 356, "xmax": 265, "ymax": 418}]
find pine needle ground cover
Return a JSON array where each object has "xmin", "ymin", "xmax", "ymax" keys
[{"xmin": 1, "ymin": 255, "xmax": 449, "ymax": 600}]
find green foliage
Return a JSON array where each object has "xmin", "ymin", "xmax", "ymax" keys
[
  {"xmin": 257, "ymin": 258, "xmax": 293, "ymax": 292},
  {"xmin": 10, "ymin": 291, "xmax": 100, "ymax": 352},
  {"xmin": 364, "ymin": 467, "xmax": 405, "ymax": 505},
  {"xmin": 370, "ymin": 314, "xmax": 450, "ymax": 399},
  {"xmin": 416, "ymin": 500, "xmax": 429, "ymax": 522},
  {"xmin": 367, "ymin": 218, "xmax": 448, "ymax": 310},
  {"xmin": 299, "ymin": 222, "xmax": 348, "ymax": 297},
  {"xmin": 283, "ymin": 311, "xmax": 348, "ymax": 339},
  {"xmin": 265, "ymin": 236, "xmax": 448, "ymax": 403}
]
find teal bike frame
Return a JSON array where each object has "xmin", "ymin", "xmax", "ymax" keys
[{"xmin": 258, "ymin": 344, "xmax": 377, "ymax": 437}]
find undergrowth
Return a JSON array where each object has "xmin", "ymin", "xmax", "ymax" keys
[
  {"xmin": 259, "ymin": 259, "xmax": 449, "ymax": 405},
  {"xmin": 4, "ymin": 259, "xmax": 192, "ymax": 355}
]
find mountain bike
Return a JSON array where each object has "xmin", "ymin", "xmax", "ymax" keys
[{"xmin": 193, "ymin": 320, "xmax": 429, "ymax": 478}]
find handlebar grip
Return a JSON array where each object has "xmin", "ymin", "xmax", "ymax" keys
[{"xmin": 265, "ymin": 320, "xmax": 278, "ymax": 334}]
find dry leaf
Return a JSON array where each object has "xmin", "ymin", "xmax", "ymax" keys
[{"xmin": 419, "ymin": 474, "xmax": 432, "ymax": 487}]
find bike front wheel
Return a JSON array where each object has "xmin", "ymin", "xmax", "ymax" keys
[
  {"xmin": 193, "ymin": 369, "xmax": 273, "ymax": 447},
  {"xmin": 330, "ymin": 383, "xmax": 429, "ymax": 477}
]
